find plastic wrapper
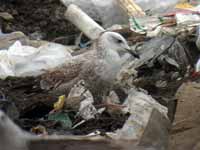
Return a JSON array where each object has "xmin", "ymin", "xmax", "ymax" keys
[{"xmin": 0, "ymin": 41, "xmax": 72, "ymax": 78}]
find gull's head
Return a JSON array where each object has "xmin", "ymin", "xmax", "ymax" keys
[{"xmin": 98, "ymin": 31, "xmax": 140, "ymax": 59}]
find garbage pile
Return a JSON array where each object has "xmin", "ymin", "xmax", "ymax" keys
[{"xmin": 0, "ymin": 0, "xmax": 200, "ymax": 150}]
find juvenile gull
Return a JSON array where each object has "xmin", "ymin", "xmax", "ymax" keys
[{"xmin": 40, "ymin": 31, "xmax": 139, "ymax": 102}]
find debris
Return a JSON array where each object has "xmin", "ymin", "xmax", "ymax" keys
[
  {"xmin": 196, "ymin": 25, "xmax": 200, "ymax": 51},
  {"xmin": 48, "ymin": 112, "xmax": 72, "ymax": 129},
  {"xmin": 173, "ymin": 82, "xmax": 200, "ymax": 131},
  {"xmin": 61, "ymin": 0, "xmax": 129, "ymax": 28},
  {"xmin": 190, "ymin": 0, "xmax": 200, "ymax": 5},
  {"xmin": 195, "ymin": 57, "xmax": 200, "ymax": 72},
  {"xmin": 29, "ymin": 31, "xmax": 46, "ymax": 41},
  {"xmin": 107, "ymin": 91, "xmax": 121, "ymax": 105},
  {"xmin": 134, "ymin": 0, "xmax": 180, "ymax": 14},
  {"xmin": 52, "ymin": 95, "xmax": 66, "ymax": 113},
  {"xmin": 157, "ymin": 54, "xmax": 180, "ymax": 69},
  {"xmin": 65, "ymin": 4, "xmax": 105, "ymax": 40},
  {"xmin": 67, "ymin": 80, "xmax": 101, "ymax": 120},
  {"xmin": 0, "ymin": 12, "xmax": 14, "ymax": 21},
  {"xmin": 117, "ymin": 0, "xmax": 145, "ymax": 17},
  {"xmin": 0, "ymin": 109, "xmax": 159, "ymax": 150},
  {"xmin": 175, "ymin": 2, "xmax": 194, "ymax": 9},
  {"xmin": 0, "ymin": 31, "xmax": 27, "ymax": 50},
  {"xmin": 155, "ymin": 80, "xmax": 168, "ymax": 88},
  {"xmin": 78, "ymin": 88, "xmax": 97, "ymax": 120},
  {"xmin": 1, "ymin": 0, "xmax": 200, "ymax": 149},
  {"xmin": 176, "ymin": 13, "xmax": 200, "ymax": 26},
  {"xmin": 109, "ymin": 88, "xmax": 170, "ymax": 149},
  {"xmin": 78, "ymin": 102, "xmax": 97, "ymax": 120},
  {"xmin": 0, "ymin": 40, "xmax": 72, "ymax": 78},
  {"xmin": 65, "ymin": 80, "xmax": 93, "ymax": 110},
  {"xmin": 31, "ymin": 125, "xmax": 48, "ymax": 136},
  {"xmin": 127, "ymin": 36, "xmax": 190, "ymax": 73},
  {"xmin": 169, "ymin": 82, "xmax": 200, "ymax": 150},
  {"xmin": 122, "ymin": 88, "xmax": 168, "ymax": 118}
]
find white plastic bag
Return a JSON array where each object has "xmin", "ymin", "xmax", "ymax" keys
[{"xmin": 0, "ymin": 41, "xmax": 72, "ymax": 78}]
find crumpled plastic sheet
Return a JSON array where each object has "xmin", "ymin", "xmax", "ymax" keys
[
  {"xmin": 0, "ymin": 41, "xmax": 72, "ymax": 78},
  {"xmin": 68, "ymin": 80, "xmax": 99, "ymax": 120},
  {"xmin": 130, "ymin": 36, "xmax": 190, "ymax": 73},
  {"xmin": 114, "ymin": 88, "xmax": 168, "ymax": 140},
  {"xmin": 176, "ymin": 13, "xmax": 200, "ymax": 26}
]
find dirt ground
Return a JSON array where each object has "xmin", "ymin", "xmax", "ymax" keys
[{"xmin": 0, "ymin": 0, "xmax": 79, "ymax": 43}]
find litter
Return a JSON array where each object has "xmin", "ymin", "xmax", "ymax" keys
[
  {"xmin": 0, "ymin": 0, "xmax": 200, "ymax": 150},
  {"xmin": 0, "ymin": 41, "xmax": 72, "ymax": 78}
]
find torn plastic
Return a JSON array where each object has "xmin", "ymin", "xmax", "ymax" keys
[
  {"xmin": 129, "ymin": 1, "xmax": 200, "ymax": 35},
  {"xmin": 115, "ymin": 109, "xmax": 169, "ymax": 149},
  {"xmin": 158, "ymin": 55, "xmax": 180, "ymax": 69},
  {"xmin": 107, "ymin": 88, "xmax": 169, "ymax": 149},
  {"xmin": 67, "ymin": 80, "xmax": 101, "ymax": 120},
  {"xmin": 0, "ymin": 41, "xmax": 72, "ymax": 79},
  {"xmin": 176, "ymin": 13, "xmax": 200, "ymax": 26},
  {"xmin": 48, "ymin": 112, "xmax": 72, "ymax": 129},
  {"xmin": 135, "ymin": 0, "xmax": 180, "ymax": 14},
  {"xmin": 117, "ymin": 0, "xmax": 145, "ymax": 17},
  {"xmin": 122, "ymin": 88, "xmax": 168, "ymax": 117},
  {"xmin": 128, "ymin": 36, "xmax": 190, "ymax": 73},
  {"xmin": 196, "ymin": 25, "xmax": 200, "ymax": 50},
  {"xmin": 195, "ymin": 57, "xmax": 200, "ymax": 72},
  {"xmin": 77, "ymin": 81, "xmax": 97, "ymax": 120}
]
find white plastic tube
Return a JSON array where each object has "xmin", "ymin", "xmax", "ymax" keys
[{"xmin": 65, "ymin": 4, "xmax": 105, "ymax": 40}]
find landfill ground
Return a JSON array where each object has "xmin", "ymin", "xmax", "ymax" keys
[
  {"xmin": 0, "ymin": 0, "xmax": 79, "ymax": 43},
  {"xmin": 0, "ymin": 0, "xmax": 129, "ymax": 136},
  {"xmin": 1, "ymin": 0, "xmax": 200, "ymax": 150}
]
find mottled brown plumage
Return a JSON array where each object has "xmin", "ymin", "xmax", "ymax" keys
[{"xmin": 40, "ymin": 32, "xmax": 139, "ymax": 102}]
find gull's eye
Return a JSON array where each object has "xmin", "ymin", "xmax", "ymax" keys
[{"xmin": 116, "ymin": 39, "xmax": 123, "ymax": 43}]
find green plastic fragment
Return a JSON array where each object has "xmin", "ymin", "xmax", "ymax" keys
[
  {"xmin": 48, "ymin": 112, "xmax": 72, "ymax": 129},
  {"xmin": 129, "ymin": 17, "xmax": 146, "ymax": 34}
]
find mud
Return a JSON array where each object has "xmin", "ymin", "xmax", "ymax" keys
[{"xmin": 0, "ymin": 0, "xmax": 79, "ymax": 42}]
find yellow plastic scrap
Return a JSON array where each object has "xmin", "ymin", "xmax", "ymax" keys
[
  {"xmin": 175, "ymin": 3, "xmax": 194, "ymax": 9},
  {"xmin": 117, "ymin": 0, "xmax": 145, "ymax": 17},
  {"xmin": 53, "ymin": 95, "xmax": 66, "ymax": 111}
]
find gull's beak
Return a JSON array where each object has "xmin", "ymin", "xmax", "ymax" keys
[{"xmin": 125, "ymin": 46, "xmax": 140, "ymax": 59}]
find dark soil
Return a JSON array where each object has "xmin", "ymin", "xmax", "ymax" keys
[
  {"xmin": 0, "ymin": 76, "xmax": 128, "ymax": 135},
  {"xmin": 0, "ymin": 0, "xmax": 79, "ymax": 42}
]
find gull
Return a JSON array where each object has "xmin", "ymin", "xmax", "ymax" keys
[{"xmin": 40, "ymin": 31, "xmax": 139, "ymax": 102}]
